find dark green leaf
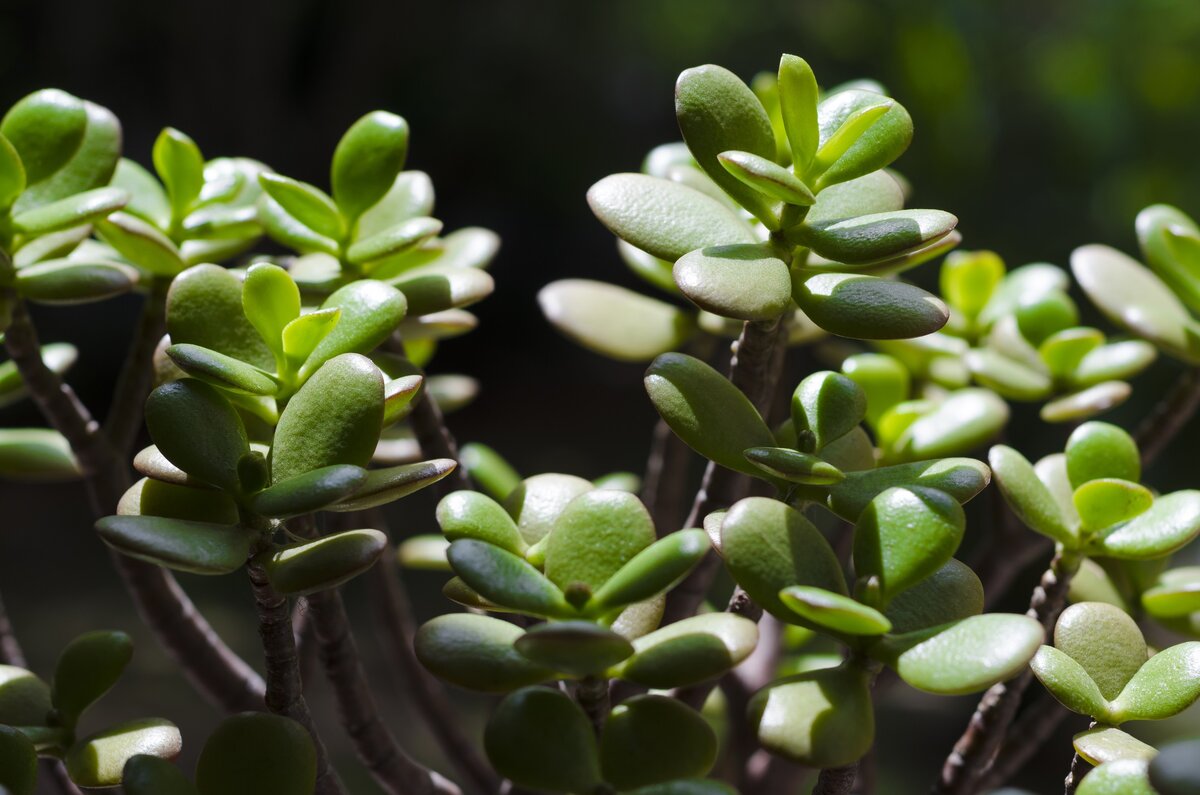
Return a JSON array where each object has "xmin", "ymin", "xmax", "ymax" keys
[
  {"xmin": 326, "ymin": 458, "xmax": 456, "ymax": 512},
  {"xmin": 779, "ymin": 586, "xmax": 892, "ymax": 636},
  {"xmin": 854, "ymin": 486, "xmax": 965, "ymax": 599},
  {"xmin": 52, "ymin": 631, "xmax": 132, "ymax": 728},
  {"xmin": 145, "ymin": 380, "xmax": 248, "ymax": 492},
  {"xmin": 9, "ymin": 96, "xmax": 120, "ymax": 213},
  {"xmin": 748, "ymin": 664, "xmax": 874, "ymax": 767},
  {"xmin": 743, "ymin": 447, "xmax": 843, "ymax": 485},
  {"xmin": 166, "ymin": 264, "xmax": 274, "ymax": 370},
  {"xmin": 514, "ymin": 621, "xmax": 633, "ymax": 675},
  {"xmin": 826, "ymin": 458, "xmax": 990, "ymax": 522},
  {"xmin": 16, "ymin": 259, "xmax": 138, "ymax": 305},
  {"xmin": 166, "ymin": 343, "xmax": 278, "ymax": 396},
  {"xmin": 122, "ymin": 755, "xmax": 197, "ymax": 795},
  {"xmin": 460, "ymin": 442, "xmax": 522, "ymax": 501},
  {"xmin": 1150, "ymin": 738, "xmax": 1200, "ymax": 795},
  {"xmin": 415, "ymin": 614, "xmax": 554, "ymax": 692},
  {"xmin": 794, "ymin": 272, "xmax": 949, "ymax": 340},
  {"xmin": 543, "ymin": 489, "xmax": 655, "ymax": 595},
  {"xmin": 588, "ymin": 529, "xmax": 709, "ymax": 612},
  {"xmin": 447, "ymin": 539, "xmax": 572, "ymax": 618},
  {"xmin": 883, "ymin": 559, "xmax": 983, "ymax": 634},
  {"xmin": 196, "ymin": 713, "xmax": 315, "ymax": 795},
  {"xmin": 265, "ymin": 528, "xmax": 386, "ymax": 596},
  {"xmin": 614, "ymin": 613, "xmax": 758, "ymax": 688},
  {"xmin": 391, "ymin": 265, "xmax": 493, "ymax": 316},
  {"xmin": 0, "ymin": 89, "xmax": 86, "ymax": 185},
  {"xmin": 95, "ymin": 515, "xmax": 250, "ymax": 575},
  {"xmin": 600, "ymin": 696, "xmax": 717, "ymax": 790},
  {"xmin": 250, "ymin": 465, "xmax": 367, "ymax": 518},
  {"xmin": 0, "ymin": 725, "xmax": 36, "ymax": 795},
  {"xmin": 436, "ymin": 490, "xmax": 526, "ymax": 554},
  {"xmin": 331, "ymin": 111, "xmax": 409, "ymax": 222},
  {"xmin": 0, "ymin": 666, "xmax": 51, "ymax": 726},
  {"xmin": 791, "ymin": 370, "xmax": 866, "ymax": 451},
  {"xmin": 11, "ymin": 186, "xmax": 127, "ymax": 235}
]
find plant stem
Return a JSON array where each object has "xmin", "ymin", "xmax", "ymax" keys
[
  {"xmin": 1063, "ymin": 746, "xmax": 1091, "ymax": 795},
  {"xmin": 661, "ymin": 318, "xmax": 786, "ymax": 624},
  {"xmin": 812, "ymin": 764, "xmax": 858, "ymax": 795},
  {"xmin": 2, "ymin": 294, "xmax": 265, "ymax": 712},
  {"xmin": 0, "ymin": 586, "xmax": 26, "ymax": 667},
  {"xmin": 978, "ymin": 691, "xmax": 1072, "ymax": 789},
  {"xmin": 39, "ymin": 758, "xmax": 83, "ymax": 795},
  {"xmin": 575, "ymin": 676, "xmax": 610, "ymax": 737},
  {"xmin": 104, "ymin": 279, "xmax": 168, "ymax": 455},
  {"xmin": 246, "ymin": 560, "xmax": 345, "ymax": 795},
  {"xmin": 1135, "ymin": 365, "xmax": 1200, "ymax": 467},
  {"xmin": 369, "ymin": 537, "xmax": 500, "ymax": 795},
  {"xmin": 641, "ymin": 418, "xmax": 691, "ymax": 536},
  {"xmin": 934, "ymin": 551, "xmax": 1081, "ymax": 795}
]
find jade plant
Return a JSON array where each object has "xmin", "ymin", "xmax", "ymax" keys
[{"xmin": 3, "ymin": 52, "xmax": 1200, "ymax": 795}]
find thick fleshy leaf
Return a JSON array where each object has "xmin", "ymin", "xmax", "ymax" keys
[
  {"xmin": 514, "ymin": 621, "xmax": 633, "ymax": 675},
  {"xmin": 587, "ymin": 173, "xmax": 755, "ymax": 262},
  {"xmin": 806, "ymin": 170, "xmax": 904, "ymax": 224},
  {"xmin": 778, "ymin": 54, "xmax": 819, "ymax": 173},
  {"xmin": 391, "ymin": 265, "xmax": 493, "ymax": 316},
  {"xmin": 1, "ymin": 89, "xmax": 87, "ymax": 185},
  {"xmin": 965, "ymin": 348, "xmax": 1052, "ymax": 400},
  {"xmin": 331, "ymin": 110, "xmax": 409, "ymax": 222},
  {"xmin": 1074, "ymin": 479, "xmax": 1153, "ymax": 533},
  {"xmin": 1137, "ymin": 204, "xmax": 1200, "ymax": 314},
  {"xmin": 0, "ymin": 666, "xmax": 51, "ymax": 726},
  {"xmin": 940, "ymin": 250, "xmax": 1004, "ymax": 321},
  {"xmin": 827, "ymin": 458, "xmax": 989, "ymax": 522},
  {"xmin": 65, "ymin": 719, "xmax": 181, "ymax": 788},
  {"xmin": 1074, "ymin": 727, "xmax": 1158, "ymax": 766},
  {"xmin": 1110, "ymin": 642, "xmax": 1200, "ymax": 722},
  {"xmin": 396, "ymin": 534, "xmax": 449, "ymax": 571},
  {"xmin": 349, "ymin": 217, "xmax": 441, "ymax": 266},
  {"xmin": 1150, "ymin": 738, "xmax": 1200, "ymax": 795},
  {"xmin": 673, "ymin": 244, "xmax": 792, "ymax": 321},
  {"xmin": 588, "ymin": 530, "xmax": 708, "ymax": 612},
  {"xmin": 250, "ymin": 465, "xmax": 367, "ymax": 518},
  {"xmin": 122, "ymin": 755, "xmax": 197, "ymax": 795},
  {"xmin": 485, "ymin": 688, "xmax": 601, "ymax": 793},
  {"xmin": 258, "ymin": 173, "xmax": 343, "ymax": 241},
  {"xmin": 720, "ymin": 497, "xmax": 846, "ymax": 623},
  {"xmin": 613, "ymin": 613, "xmax": 757, "ymax": 688},
  {"xmin": 884, "ymin": 559, "xmax": 983, "ymax": 634},
  {"xmin": 1030, "ymin": 646, "xmax": 1113, "ymax": 720},
  {"xmin": 504, "ymin": 473, "xmax": 594, "ymax": 548},
  {"xmin": 779, "ymin": 586, "xmax": 891, "ymax": 636},
  {"xmin": 265, "ymin": 529, "xmax": 386, "ymax": 596},
  {"xmin": 743, "ymin": 447, "xmax": 843, "ymax": 485},
  {"xmin": 95, "ymin": 515, "xmax": 250, "ymax": 575},
  {"xmin": 437, "ymin": 490, "xmax": 526, "ymax": 554},
  {"xmin": 447, "ymin": 539, "xmax": 572, "ymax": 617},
  {"xmin": 10, "ymin": 98, "xmax": 120, "ymax": 213},
  {"xmin": 166, "ymin": 265, "xmax": 273, "ymax": 369},
  {"xmin": 854, "ymin": 486, "xmax": 965, "ymax": 599},
  {"xmin": 876, "ymin": 614, "xmax": 1043, "ymax": 695},
  {"xmin": 145, "ymin": 380, "xmax": 248, "ymax": 492},
  {"xmin": 415, "ymin": 614, "xmax": 554, "ymax": 692},
  {"xmin": 988, "ymin": 445, "xmax": 1076, "ymax": 545},
  {"xmin": 241, "ymin": 262, "xmax": 299, "ymax": 360},
  {"xmin": 790, "ymin": 370, "xmax": 866, "ymax": 451},
  {"xmin": 52, "ymin": 631, "xmax": 133, "ymax": 728},
  {"xmin": 1093, "ymin": 491, "xmax": 1200, "ymax": 559},
  {"xmin": 887, "ymin": 389, "xmax": 1009, "ymax": 462},
  {"xmin": 799, "ymin": 210, "xmax": 956, "ymax": 265},
  {"xmin": 326, "ymin": 459, "xmax": 455, "ymax": 512},
  {"xmin": 814, "ymin": 89, "xmax": 912, "ymax": 187},
  {"xmin": 1075, "ymin": 341, "xmax": 1157, "ymax": 387},
  {"xmin": 794, "ymin": 272, "xmax": 949, "ymax": 340},
  {"xmin": 717, "ymin": 150, "xmax": 813, "ymax": 205},
  {"xmin": 748, "ymin": 664, "xmax": 874, "ymax": 767},
  {"xmin": 11, "ymin": 186, "xmax": 127, "ymax": 235},
  {"xmin": 1042, "ymin": 382, "xmax": 1132, "ymax": 423},
  {"xmin": 259, "ymin": 195, "xmax": 339, "ymax": 256},
  {"xmin": 152, "ymin": 128, "xmax": 204, "ymax": 223},
  {"xmin": 539, "ymin": 279, "xmax": 695, "ymax": 362},
  {"xmin": 119, "ymin": 478, "xmax": 238, "ymax": 525},
  {"xmin": 0, "ymin": 428, "xmax": 79, "ymax": 481},
  {"xmin": 196, "ymin": 713, "xmax": 315, "ymax": 795},
  {"xmin": 272, "ymin": 353, "xmax": 383, "ymax": 482},
  {"xmin": 645, "ymin": 353, "xmax": 774, "ymax": 476},
  {"xmin": 1076, "ymin": 760, "xmax": 1155, "ymax": 795},
  {"xmin": 601, "ymin": 696, "xmax": 717, "ymax": 790},
  {"xmin": 1066, "ymin": 422, "xmax": 1140, "ymax": 488},
  {"xmin": 0, "ymin": 725, "xmax": 36, "ymax": 795},
  {"xmin": 455, "ymin": 445, "xmax": 518, "ymax": 502},
  {"xmin": 95, "ymin": 212, "xmax": 185, "ymax": 276},
  {"xmin": 1040, "ymin": 327, "xmax": 1104, "ymax": 380},
  {"xmin": 1070, "ymin": 559, "xmax": 1131, "ymax": 611},
  {"xmin": 166, "ymin": 343, "xmax": 278, "ymax": 396},
  {"xmin": 300, "ymin": 280, "xmax": 407, "ymax": 378},
  {"xmin": 543, "ymin": 489, "xmax": 655, "ymax": 598},
  {"xmin": 16, "ymin": 258, "xmax": 138, "ymax": 305},
  {"xmin": 1142, "ymin": 567, "xmax": 1200, "ymax": 618},
  {"xmin": 841, "ymin": 352, "xmax": 909, "ymax": 426},
  {"xmin": 1054, "ymin": 602, "xmax": 1147, "ymax": 701}
]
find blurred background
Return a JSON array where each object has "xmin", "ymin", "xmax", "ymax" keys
[{"xmin": 1, "ymin": 0, "xmax": 1199, "ymax": 792}]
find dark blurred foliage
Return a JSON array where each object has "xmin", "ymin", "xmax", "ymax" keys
[{"xmin": 0, "ymin": 1, "xmax": 1198, "ymax": 792}]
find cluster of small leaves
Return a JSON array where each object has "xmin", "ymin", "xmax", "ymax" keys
[{"xmin": 541, "ymin": 54, "xmax": 961, "ymax": 364}]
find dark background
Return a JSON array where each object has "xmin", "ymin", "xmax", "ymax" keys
[{"xmin": 2, "ymin": 1, "xmax": 1199, "ymax": 792}]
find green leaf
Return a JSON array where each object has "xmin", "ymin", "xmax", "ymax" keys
[
  {"xmin": 588, "ymin": 529, "xmax": 709, "ymax": 612},
  {"xmin": 539, "ymin": 279, "xmax": 696, "ymax": 362},
  {"xmin": 242, "ymin": 262, "xmax": 300, "ymax": 360},
  {"xmin": 543, "ymin": 489, "xmax": 655, "ymax": 604},
  {"xmin": 883, "ymin": 559, "xmax": 983, "ymax": 634},
  {"xmin": 96, "ymin": 212, "xmax": 185, "ymax": 276},
  {"xmin": 122, "ymin": 755, "xmax": 197, "ymax": 795},
  {"xmin": 0, "ymin": 725, "xmax": 36, "ymax": 795},
  {"xmin": 1041, "ymin": 327, "xmax": 1105, "ymax": 381},
  {"xmin": 1030, "ymin": 646, "xmax": 1113, "ymax": 720},
  {"xmin": 812, "ymin": 101, "xmax": 893, "ymax": 177},
  {"xmin": 196, "ymin": 714, "xmax": 315, "ymax": 795},
  {"xmin": 748, "ymin": 664, "xmax": 874, "ymax": 767},
  {"xmin": 66, "ymin": 718, "xmax": 181, "ymax": 788},
  {"xmin": 460, "ymin": 442, "xmax": 522, "ymax": 501},
  {"xmin": 437, "ymin": 490, "xmax": 526, "ymax": 554},
  {"xmin": 806, "ymin": 170, "xmax": 904, "ymax": 224},
  {"xmin": 1074, "ymin": 727, "xmax": 1158, "ymax": 766},
  {"xmin": 485, "ymin": 688, "xmax": 601, "ymax": 794},
  {"xmin": 1142, "ymin": 567, "xmax": 1200, "ymax": 618},
  {"xmin": 876, "ymin": 614, "xmax": 1043, "ymax": 695},
  {"xmin": 1071, "ymin": 244, "xmax": 1200, "ymax": 362},
  {"xmin": 414, "ymin": 614, "xmax": 554, "ymax": 692},
  {"xmin": 167, "ymin": 265, "xmax": 274, "ymax": 369},
  {"xmin": 258, "ymin": 173, "xmax": 344, "ymax": 241},
  {"xmin": 12, "ymin": 98, "xmax": 120, "ymax": 213},
  {"xmin": 259, "ymin": 195, "xmax": 338, "ymax": 256},
  {"xmin": 1014, "ymin": 290, "xmax": 1078, "ymax": 346},
  {"xmin": 600, "ymin": 696, "xmax": 717, "ymax": 790},
  {"xmin": 95, "ymin": 515, "xmax": 250, "ymax": 575},
  {"xmin": 841, "ymin": 352, "xmax": 910, "ymax": 426},
  {"xmin": 281, "ymin": 308, "xmax": 341, "ymax": 374},
  {"xmin": 743, "ymin": 447, "xmax": 843, "ymax": 485},
  {"xmin": 1077, "ymin": 760, "xmax": 1155, "ymax": 795},
  {"xmin": 645, "ymin": 353, "xmax": 774, "ymax": 476},
  {"xmin": 396, "ymin": 534, "xmax": 449, "ymax": 571},
  {"xmin": 587, "ymin": 174, "xmax": 755, "ymax": 262},
  {"xmin": 791, "ymin": 370, "xmax": 866, "ymax": 451},
  {"xmin": 272, "ymin": 353, "xmax": 383, "ymax": 483},
  {"xmin": 1111, "ymin": 642, "xmax": 1200, "ymax": 722},
  {"xmin": 779, "ymin": 585, "xmax": 891, "ymax": 636},
  {"xmin": 331, "ymin": 110, "xmax": 409, "ymax": 222},
  {"xmin": 447, "ymin": 539, "xmax": 572, "ymax": 617},
  {"xmin": 301, "ymin": 280, "xmax": 407, "ymax": 378},
  {"xmin": 813, "ymin": 89, "xmax": 913, "ymax": 188},
  {"xmin": 391, "ymin": 265, "xmax": 493, "ymax": 316},
  {"xmin": 0, "ymin": 428, "xmax": 79, "ymax": 481},
  {"xmin": 676, "ymin": 64, "xmax": 778, "ymax": 226},
  {"xmin": 799, "ymin": 210, "xmax": 957, "ymax": 265},
  {"xmin": 854, "ymin": 486, "xmax": 965, "ymax": 600},
  {"xmin": 347, "ymin": 217, "xmax": 441, "ymax": 267},
  {"xmin": 1055, "ymin": 600, "xmax": 1149, "ymax": 691},
  {"xmin": 1150, "ymin": 738, "xmax": 1200, "ymax": 795},
  {"xmin": 1137, "ymin": 204, "xmax": 1200, "ymax": 315},
  {"xmin": 1074, "ymin": 479, "xmax": 1153, "ymax": 533},
  {"xmin": 794, "ymin": 272, "xmax": 949, "ymax": 340},
  {"xmin": 940, "ymin": 250, "xmax": 1005, "ymax": 321},
  {"xmin": 0, "ymin": 665, "xmax": 51, "ymax": 726},
  {"xmin": 514, "ymin": 621, "xmax": 633, "ymax": 675},
  {"xmin": 145, "ymin": 380, "xmax": 248, "ymax": 491},
  {"xmin": 250, "ymin": 465, "xmax": 367, "ymax": 518},
  {"xmin": 778, "ymin": 54, "xmax": 820, "ymax": 175},
  {"xmin": 988, "ymin": 445, "xmax": 1076, "ymax": 545},
  {"xmin": 673, "ymin": 243, "xmax": 791, "ymax": 322},
  {"xmin": 52, "ymin": 631, "xmax": 133, "ymax": 728},
  {"xmin": 120, "ymin": 478, "xmax": 239, "ymax": 525},
  {"xmin": 719, "ymin": 497, "xmax": 846, "ymax": 623},
  {"xmin": 166, "ymin": 343, "xmax": 278, "ymax": 396},
  {"xmin": 826, "ymin": 458, "xmax": 990, "ymax": 522},
  {"xmin": 326, "ymin": 459, "xmax": 455, "ymax": 512},
  {"xmin": 264, "ymin": 528, "xmax": 386, "ymax": 596},
  {"xmin": 1093, "ymin": 490, "xmax": 1200, "ymax": 559},
  {"xmin": 153, "ymin": 128, "xmax": 204, "ymax": 221},
  {"xmin": 11, "ymin": 186, "xmax": 127, "ymax": 235},
  {"xmin": 15, "ymin": 258, "xmax": 138, "ymax": 305},
  {"xmin": 0, "ymin": 89, "xmax": 86, "ymax": 185},
  {"xmin": 1041, "ymin": 382, "xmax": 1133, "ymax": 424},
  {"xmin": 1066, "ymin": 422, "xmax": 1140, "ymax": 488},
  {"xmin": 1073, "ymin": 341, "xmax": 1157, "ymax": 387},
  {"xmin": 504, "ymin": 473, "xmax": 594, "ymax": 547},
  {"xmin": 354, "ymin": 170, "xmax": 432, "ymax": 240},
  {"xmin": 111, "ymin": 161, "xmax": 169, "ymax": 230},
  {"xmin": 964, "ymin": 348, "xmax": 1052, "ymax": 401},
  {"xmin": 613, "ymin": 613, "xmax": 758, "ymax": 688},
  {"xmin": 717, "ymin": 150, "xmax": 814, "ymax": 205}
]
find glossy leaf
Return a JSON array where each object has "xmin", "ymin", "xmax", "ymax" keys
[
  {"xmin": 0, "ymin": 89, "xmax": 87, "ymax": 185},
  {"xmin": 1076, "ymin": 760, "xmax": 1155, "ymax": 795},
  {"xmin": 258, "ymin": 173, "xmax": 343, "ymax": 241},
  {"xmin": 779, "ymin": 586, "xmax": 891, "ymax": 636},
  {"xmin": 600, "ymin": 696, "xmax": 717, "ymax": 790},
  {"xmin": 1030, "ymin": 646, "xmax": 1113, "ymax": 720},
  {"xmin": 327, "ymin": 458, "xmax": 455, "ymax": 512},
  {"xmin": 0, "ymin": 666, "xmax": 51, "ymax": 726},
  {"xmin": 800, "ymin": 210, "xmax": 956, "ymax": 265},
  {"xmin": 717, "ymin": 150, "xmax": 814, "ymax": 205},
  {"xmin": 791, "ymin": 370, "xmax": 866, "ymax": 451},
  {"xmin": 265, "ymin": 528, "xmax": 386, "ymax": 596},
  {"xmin": 0, "ymin": 428, "xmax": 79, "ymax": 481},
  {"xmin": 52, "ymin": 631, "xmax": 132, "ymax": 728},
  {"xmin": 250, "ymin": 465, "xmax": 367, "ymax": 518},
  {"xmin": 540, "ymin": 279, "xmax": 695, "ymax": 362},
  {"xmin": 259, "ymin": 195, "xmax": 338, "ymax": 256},
  {"xmin": 884, "ymin": 559, "xmax": 983, "ymax": 634},
  {"xmin": 152, "ymin": 127, "xmax": 203, "ymax": 220},
  {"xmin": 514, "ymin": 621, "xmax": 633, "ymax": 675},
  {"xmin": 965, "ymin": 348, "xmax": 1052, "ymax": 401},
  {"xmin": 1110, "ymin": 642, "xmax": 1200, "ymax": 722},
  {"xmin": 66, "ymin": 718, "xmax": 181, "ymax": 788},
  {"xmin": 613, "ymin": 613, "xmax": 758, "ymax": 688},
  {"xmin": 941, "ymin": 250, "xmax": 1004, "ymax": 321},
  {"xmin": 460, "ymin": 443, "xmax": 520, "ymax": 500},
  {"xmin": 301, "ymin": 281, "xmax": 407, "ymax": 378},
  {"xmin": 0, "ymin": 725, "xmax": 36, "ymax": 795},
  {"xmin": 813, "ymin": 89, "xmax": 913, "ymax": 188},
  {"xmin": 1074, "ymin": 479, "xmax": 1153, "ymax": 533},
  {"xmin": 166, "ymin": 264, "xmax": 274, "ymax": 369},
  {"xmin": 166, "ymin": 343, "xmax": 278, "ymax": 396},
  {"xmin": 743, "ymin": 447, "xmax": 844, "ymax": 485},
  {"xmin": 827, "ymin": 458, "xmax": 990, "ymax": 522},
  {"xmin": 95, "ymin": 515, "xmax": 250, "ymax": 575},
  {"xmin": 120, "ymin": 478, "xmax": 239, "ymax": 525},
  {"xmin": 415, "ymin": 614, "xmax": 554, "ymax": 692},
  {"xmin": 778, "ymin": 54, "xmax": 819, "ymax": 173},
  {"xmin": 1142, "ymin": 567, "xmax": 1200, "ymax": 618},
  {"xmin": 806, "ymin": 170, "xmax": 904, "ymax": 224},
  {"xmin": 242, "ymin": 262, "xmax": 299, "ymax": 360},
  {"xmin": 11, "ymin": 186, "xmax": 127, "ymax": 235},
  {"xmin": 436, "ymin": 490, "xmax": 526, "ymax": 554},
  {"xmin": 331, "ymin": 110, "xmax": 409, "ymax": 222},
  {"xmin": 447, "ymin": 539, "xmax": 572, "ymax": 617},
  {"xmin": 195, "ymin": 713, "xmax": 315, "ymax": 795},
  {"xmin": 1137, "ymin": 204, "xmax": 1200, "ymax": 314},
  {"xmin": 1093, "ymin": 491, "xmax": 1200, "ymax": 559},
  {"xmin": 391, "ymin": 265, "xmax": 493, "ymax": 316},
  {"xmin": 484, "ymin": 688, "xmax": 601, "ymax": 794},
  {"xmin": 841, "ymin": 352, "xmax": 909, "ymax": 426},
  {"xmin": 122, "ymin": 755, "xmax": 197, "ymax": 795},
  {"xmin": 588, "ymin": 529, "xmax": 709, "ymax": 611},
  {"xmin": 503, "ymin": 473, "xmax": 594, "ymax": 547},
  {"xmin": 749, "ymin": 664, "xmax": 874, "ymax": 767},
  {"xmin": 1074, "ymin": 727, "xmax": 1158, "ymax": 766},
  {"xmin": 542, "ymin": 489, "xmax": 655, "ymax": 600},
  {"xmin": 349, "ymin": 217, "xmax": 441, "ymax": 266},
  {"xmin": 15, "ymin": 258, "xmax": 138, "ymax": 305},
  {"xmin": 145, "ymin": 380, "xmax": 248, "ymax": 492},
  {"xmin": 9, "ymin": 97, "xmax": 120, "ymax": 213},
  {"xmin": 1054, "ymin": 602, "xmax": 1147, "ymax": 701},
  {"xmin": 95, "ymin": 212, "xmax": 185, "ymax": 276},
  {"xmin": 854, "ymin": 486, "xmax": 965, "ymax": 599},
  {"xmin": 1066, "ymin": 422, "xmax": 1140, "ymax": 488},
  {"xmin": 988, "ymin": 445, "xmax": 1076, "ymax": 545},
  {"xmin": 674, "ymin": 244, "xmax": 792, "ymax": 321},
  {"xmin": 794, "ymin": 272, "xmax": 949, "ymax": 340}
]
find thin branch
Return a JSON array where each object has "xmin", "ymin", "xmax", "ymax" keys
[
  {"xmin": 574, "ymin": 676, "xmax": 610, "ymax": 737},
  {"xmin": 39, "ymin": 758, "xmax": 84, "ymax": 795},
  {"xmin": 641, "ymin": 418, "xmax": 691, "ymax": 536},
  {"xmin": 934, "ymin": 552, "xmax": 1080, "ymax": 795},
  {"xmin": 813, "ymin": 764, "xmax": 858, "ymax": 795},
  {"xmin": 978, "ymin": 690, "xmax": 1072, "ymax": 789},
  {"xmin": 246, "ymin": 561, "xmax": 345, "ymax": 795},
  {"xmin": 103, "ymin": 279, "xmax": 168, "ymax": 455},
  {"xmin": 1063, "ymin": 725, "xmax": 1095, "ymax": 795},
  {"xmin": 0, "ymin": 586, "xmax": 26, "ymax": 667},
  {"xmin": 1135, "ymin": 365, "xmax": 1200, "ymax": 467},
  {"xmin": 3, "ymin": 294, "xmax": 265, "ymax": 712}
]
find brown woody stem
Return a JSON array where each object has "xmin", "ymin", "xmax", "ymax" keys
[
  {"xmin": 1135, "ymin": 365, "xmax": 1200, "ymax": 467},
  {"xmin": 104, "ymin": 279, "xmax": 168, "ymax": 455}
]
